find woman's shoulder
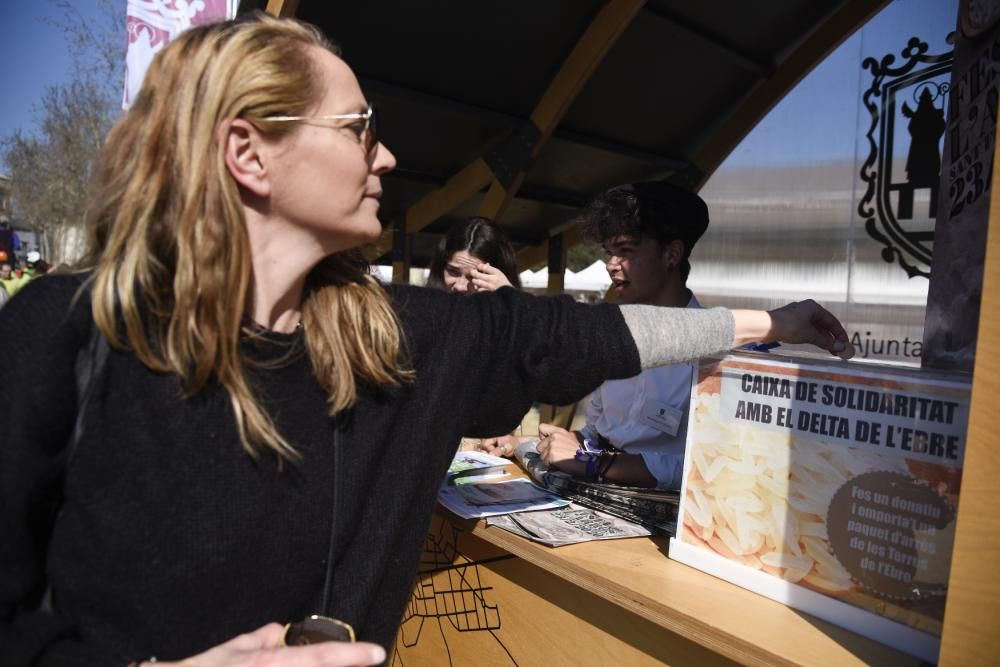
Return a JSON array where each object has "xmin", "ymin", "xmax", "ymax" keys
[
  {"xmin": 384, "ymin": 282, "xmax": 594, "ymax": 316},
  {"xmin": 384, "ymin": 284, "xmax": 461, "ymax": 339},
  {"xmin": 12, "ymin": 270, "xmax": 90, "ymax": 307},
  {"xmin": 0, "ymin": 270, "xmax": 92, "ymax": 333},
  {"xmin": 17, "ymin": 270, "xmax": 89, "ymax": 296},
  {"xmin": 384, "ymin": 282, "xmax": 534, "ymax": 320},
  {"xmin": 384, "ymin": 282, "xmax": 447, "ymax": 309}
]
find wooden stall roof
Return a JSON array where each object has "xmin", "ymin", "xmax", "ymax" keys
[{"xmin": 243, "ymin": 0, "xmax": 887, "ymax": 268}]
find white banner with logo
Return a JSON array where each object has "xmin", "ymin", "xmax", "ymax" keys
[{"xmin": 123, "ymin": 0, "xmax": 239, "ymax": 110}]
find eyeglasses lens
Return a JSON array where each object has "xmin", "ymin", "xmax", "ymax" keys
[{"xmin": 365, "ymin": 106, "xmax": 378, "ymax": 154}]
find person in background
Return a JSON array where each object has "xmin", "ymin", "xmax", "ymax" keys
[
  {"xmin": 0, "ymin": 222, "xmax": 15, "ymax": 265},
  {"xmin": 24, "ymin": 250, "xmax": 47, "ymax": 277},
  {"xmin": 426, "ymin": 216, "xmax": 521, "ymax": 293},
  {"xmin": 481, "ymin": 182, "xmax": 707, "ymax": 489},
  {"xmin": 426, "ymin": 217, "xmax": 525, "ymax": 446},
  {"xmin": 0, "ymin": 12, "xmax": 850, "ymax": 667},
  {"xmin": 32, "ymin": 259, "xmax": 51, "ymax": 275},
  {"xmin": 0, "ymin": 260, "xmax": 28, "ymax": 298}
]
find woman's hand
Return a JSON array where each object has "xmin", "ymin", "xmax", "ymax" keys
[
  {"xmin": 733, "ymin": 300, "xmax": 854, "ymax": 359},
  {"xmin": 470, "ymin": 263, "xmax": 512, "ymax": 292},
  {"xmin": 143, "ymin": 623, "xmax": 385, "ymax": 667},
  {"xmin": 536, "ymin": 423, "xmax": 586, "ymax": 475},
  {"xmin": 478, "ymin": 435, "xmax": 518, "ymax": 457}
]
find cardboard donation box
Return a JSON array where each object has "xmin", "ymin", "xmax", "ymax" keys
[{"xmin": 670, "ymin": 354, "xmax": 969, "ymax": 662}]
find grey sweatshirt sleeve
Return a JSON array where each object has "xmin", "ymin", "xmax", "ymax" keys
[{"xmin": 620, "ymin": 305, "xmax": 736, "ymax": 369}]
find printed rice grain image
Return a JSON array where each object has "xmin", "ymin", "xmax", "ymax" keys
[{"xmin": 679, "ymin": 363, "xmax": 961, "ymax": 637}]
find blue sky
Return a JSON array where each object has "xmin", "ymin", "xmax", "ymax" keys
[
  {"xmin": 0, "ymin": 0, "xmax": 960, "ymax": 175},
  {"xmin": 0, "ymin": 0, "xmax": 125, "ymax": 172},
  {"xmin": 721, "ymin": 0, "xmax": 958, "ymax": 168}
]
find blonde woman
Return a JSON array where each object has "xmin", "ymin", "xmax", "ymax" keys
[{"xmin": 0, "ymin": 13, "xmax": 850, "ymax": 667}]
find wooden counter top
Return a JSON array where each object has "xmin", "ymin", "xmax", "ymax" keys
[{"xmin": 463, "ymin": 514, "xmax": 923, "ymax": 666}]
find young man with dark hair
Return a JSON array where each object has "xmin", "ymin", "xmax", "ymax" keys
[{"xmin": 482, "ymin": 181, "xmax": 708, "ymax": 488}]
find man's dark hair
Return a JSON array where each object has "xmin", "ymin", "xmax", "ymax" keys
[{"xmin": 581, "ymin": 181, "xmax": 709, "ymax": 280}]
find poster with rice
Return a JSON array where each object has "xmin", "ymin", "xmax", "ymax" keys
[{"xmin": 669, "ymin": 353, "xmax": 969, "ymax": 662}]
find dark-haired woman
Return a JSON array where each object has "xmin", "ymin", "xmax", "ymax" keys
[{"xmin": 426, "ymin": 217, "xmax": 521, "ymax": 293}]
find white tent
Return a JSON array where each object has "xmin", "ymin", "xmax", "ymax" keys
[
  {"xmin": 566, "ymin": 261, "xmax": 611, "ymax": 291},
  {"xmin": 518, "ymin": 268, "xmax": 549, "ymax": 289},
  {"xmin": 374, "ymin": 262, "xmax": 610, "ymax": 293},
  {"xmin": 373, "ymin": 265, "xmax": 393, "ymax": 283},
  {"xmin": 372, "ymin": 266, "xmax": 429, "ymax": 285}
]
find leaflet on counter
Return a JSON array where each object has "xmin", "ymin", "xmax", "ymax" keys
[
  {"xmin": 445, "ymin": 450, "xmax": 512, "ymax": 484},
  {"xmin": 437, "ymin": 478, "xmax": 570, "ymax": 519},
  {"xmin": 487, "ymin": 504, "xmax": 651, "ymax": 546}
]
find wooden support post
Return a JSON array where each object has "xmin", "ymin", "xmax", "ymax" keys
[
  {"xmin": 391, "ymin": 218, "xmax": 411, "ymax": 284},
  {"xmin": 938, "ymin": 113, "xmax": 1000, "ymax": 667},
  {"xmin": 264, "ymin": 0, "xmax": 299, "ymax": 18},
  {"xmin": 516, "ymin": 225, "xmax": 585, "ymax": 272},
  {"xmin": 547, "ymin": 233, "xmax": 566, "ymax": 295}
]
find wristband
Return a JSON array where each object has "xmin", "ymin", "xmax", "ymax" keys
[
  {"xmin": 597, "ymin": 452, "xmax": 619, "ymax": 483},
  {"xmin": 574, "ymin": 449, "xmax": 600, "ymax": 479}
]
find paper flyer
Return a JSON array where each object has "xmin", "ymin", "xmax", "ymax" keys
[
  {"xmin": 670, "ymin": 354, "xmax": 969, "ymax": 662},
  {"xmin": 437, "ymin": 479, "xmax": 571, "ymax": 519}
]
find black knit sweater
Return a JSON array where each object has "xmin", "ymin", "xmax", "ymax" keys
[{"xmin": 0, "ymin": 274, "xmax": 640, "ymax": 666}]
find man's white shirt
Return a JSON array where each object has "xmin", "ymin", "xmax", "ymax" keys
[{"xmin": 578, "ymin": 294, "xmax": 700, "ymax": 489}]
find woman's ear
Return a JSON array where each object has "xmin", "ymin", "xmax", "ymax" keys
[{"xmin": 220, "ymin": 119, "xmax": 270, "ymax": 198}]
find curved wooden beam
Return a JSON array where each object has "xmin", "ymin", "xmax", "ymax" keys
[
  {"xmin": 688, "ymin": 0, "xmax": 888, "ymax": 187},
  {"xmin": 515, "ymin": 0, "xmax": 890, "ymax": 274},
  {"xmin": 367, "ymin": 0, "xmax": 645, "ymax": 266},
  {"xmin": 478, "ymin": 0, "xmax": 646, "ymax": 221},
  {"xmin": 265, "ymin": 0, "xmax": 299, "ymax": 18}
]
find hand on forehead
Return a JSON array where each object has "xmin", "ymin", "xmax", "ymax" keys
[{"xmin": 449, "ymin": 253, "xmax": 483, "ymax": 268}]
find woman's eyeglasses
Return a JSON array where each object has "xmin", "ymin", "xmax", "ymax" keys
[{"xmin": 263, "ymin": 103, "xmax": 378, "ymax": 155}]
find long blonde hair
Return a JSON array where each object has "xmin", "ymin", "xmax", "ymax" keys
[{"xmin": 84, "ymin": 13, "xmax": 411, "ymax": 460}]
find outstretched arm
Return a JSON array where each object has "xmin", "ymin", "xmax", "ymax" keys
[
  {"xmin": 734, "ymin": 300, "xmax": 851, "ymax": 354},
  {"xmin": 620, "ymin": 299, "xmax": 852, "ymax": 371}
]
